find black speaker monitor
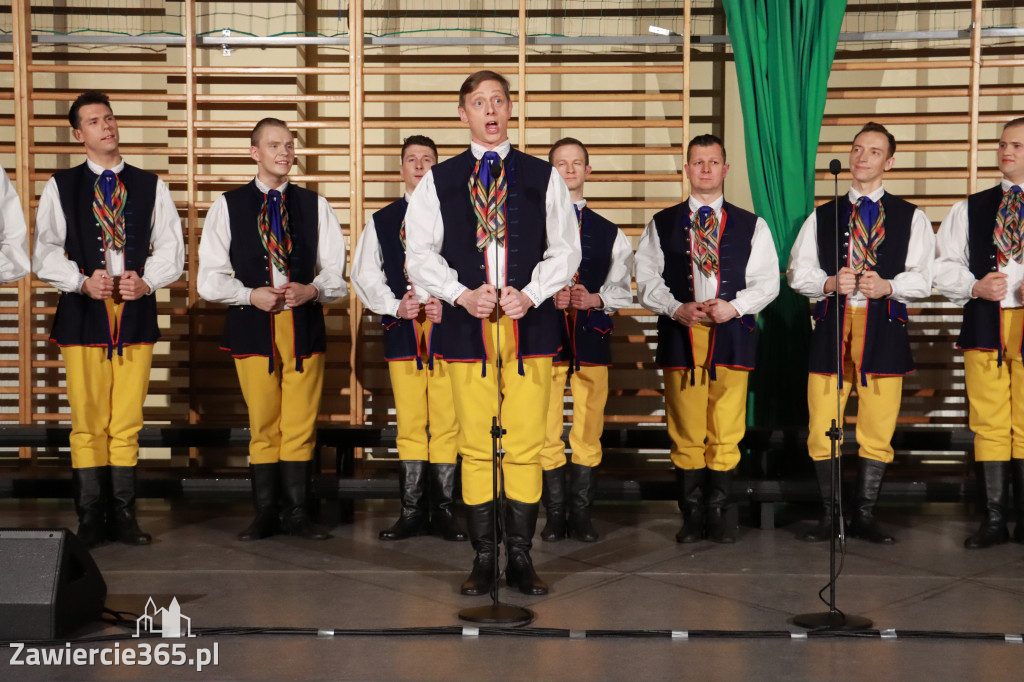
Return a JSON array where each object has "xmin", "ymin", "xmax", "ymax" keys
[{"xmin": 0, "ymin": 528, "xmax": 107, "ymax": 640}]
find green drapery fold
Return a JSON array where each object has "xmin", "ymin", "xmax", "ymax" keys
[{"xmin": 722, "ymin": 0, "xmax": 847, "ymax": 427}]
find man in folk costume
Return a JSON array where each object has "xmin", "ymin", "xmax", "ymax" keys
[
  {"xmin": 539, "ymin": 137, "xmax": 633, "ymax": 543},
  {"xmin": 789, "ymin": 122, "xmax": 934, "ymax": 544},
  {"xmin": 198, "ymin": 118, "xmax": 348, "ymax": 541},
  {"xmin": 935, "ymin": 117, "xmax": 1024, "ymax": 548},
  {"xmin": 351, "ymin": 135, "xmax": 466, "ymax": 543},
  {"xmin": 0, "ymin": 166, "xmax": 31, "ymax": 284},
  {"xmin": 405, "ymin": 71, "xmax": 580, "ymax": 596},
  {"xmin": 636, "ymin": 134, "xmax": 779, "ymax": 545},
  {"xmin": 34, "ymin": 91, "xmax": 184, "ymax": 547}
]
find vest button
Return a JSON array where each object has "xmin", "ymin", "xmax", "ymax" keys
[
  {"xmin": 844, "ymin": 232, "xmax": 849, "ymax": 236},
  {"xmin": 479, "ymin": 265, "xmax": 485, "ymax": 270},
  {"xmin": 990, "ymin": 254, "xmax": 996, "ymax": 259}
]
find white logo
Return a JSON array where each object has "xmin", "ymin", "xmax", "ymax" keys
[{"xmin": 134, "ymin": 597, "xmax": 195, "ymax": 639}]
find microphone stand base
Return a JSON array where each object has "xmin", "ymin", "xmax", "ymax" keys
[
  {"xmin": 458, "ymin": 603, "xmax": 534, "ymax": 625},
  {"xmin": 792, "ymin": 610, "xmax": 872, "ymax": 631}
]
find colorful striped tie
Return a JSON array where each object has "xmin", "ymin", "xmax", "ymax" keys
[
  {"xmin": 849, "ymin": 196, "xmax": 886, "ymax": 271},
  {"xmin": 994, "ymin": 185, "xmax": 1024, "ymax": 267},
  {"xmin": 570, "ymin": 204, "xmax": 582, "ymax": 286},
  {"xmin": 692, "ymin": 205, "xmax": 719, "ymax": 278},
  {"xmin": 258, "ymin": 189, "xmax": 292, "ymax": 276},
  {"xmin": 92, "ymin": 170, "xmax": 126, "ymax": 252},
  {"xmin": 469, "ymin": 151, "xmax": 507, "ymax": 250}
]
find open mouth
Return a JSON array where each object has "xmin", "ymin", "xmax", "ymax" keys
[{"xmin": 485, "ymin": 120, "xmax": 500, "ymax": 134}]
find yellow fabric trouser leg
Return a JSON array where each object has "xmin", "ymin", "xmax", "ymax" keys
[
  {"xmin": 806, "ymin": 306, "xmax": 902, "ymax": 463},
  {"xmin": 388, "ymin": 320, "xmax": 459, "ymax": 464},
  {"xmin": 568, "ymin": 364, "xmax": 609, "ymax": 468},
  {"xmin": 61, "ymin": 300, "xmax": 154, "ymax": 469},
  {"xmin": 666, "ymin": 324, "xmax": 749, "ymax": 471},
  {"xmin": 965, "ymin": 308, "xmax": 1024, "ymax": 462},
  {"xmin": 447, "ymin": 316, "xmax": 552, "ymax": 505},
  {"xmin": 234, "ymin": 310, "xmax": 325, "ymax": 465},
  {"xmin": 539, "ymin": 362, "xmax": 570, "ymax": 470}
]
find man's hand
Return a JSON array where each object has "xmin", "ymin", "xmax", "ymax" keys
[
  {"xmin": 118, "ymin": 271, "xmax": 151, "ymax": 301},
  {"xmin": 424, "ymin": 295, "xmax": 443, "ymax": 323},
  {"xmin": 82, "ymin": 269, "xmax": 114, "ymax": 300},
  {"xmin": 553, "ymin": 285, "xmax": 571, "ymax": 310},
  {"xmin": 672, "ymin": 302, "xmax": 707, "ymax": 327},
  {"xmin": 704, "ymin": 298, "xmax": 739, "ymax": 324},
  {"xmin": 570, "ymin": 284, "xmax": 602, "ymax": 311},
  {"xmin": 974, "ymin": 272, "xmax": 1009, "ymax": 302},
  {"xmin": 396, "ymin": 288, "xmax": 420, "ymax": 320},
  {"xmin": 499, "ymin": 286, "xmax": 534, "ymax": 320},
  {"xmin": 456, "ymin": 284, "xmax": 497, "ymax": 319},
  {"xmin": 858, "ymin": 270, "xmax": 892, "ymax": 299},
  {"xmin": 250, "ymin": 286, "xmax": 286, "ymax": 312},
  {"xmin": 281, "ymin": 282, "xmax": 318, "ymax": 308},
  {"xmin": 824, "ymin": 266, "xmax": 859, "ymax": 296}
]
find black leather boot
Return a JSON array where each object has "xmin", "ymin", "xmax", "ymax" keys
[
  {"xmin": 1012, "ymin": 459, "xmax": 1024, "ymax": 543},
  {"xmin": 567, "ymin": 463, "xmax": 599, "ymax": 542},
  {"xmin": 279, "ymin": 460, "xmax": 331, "ymax": 540},
  {"xmin": 965, "ymin": 461, "xmax": 1010, "ymax": 549},
  {"xmin": 848, "ymin": 458, "xmax": 895, "ymax": 544},
  {"xmin": 107, "ymin": 466, "xmax": 152, "ymax": 546},
  {"xmin": 379, "ymin": 460, "xmax": 431, "ymax": 541},
  {"xmin": 802, "ymin": 459, "xmax": 843, "ymax": 542},
  {"xmin": 675, "ymin": 467, "xmax": 705, "ymax": 543},
  {"xmin": 705, "ymin": 468, "xmax": 736, "ymax": 544},
  {"xmin": 504, "ymin": 499, "xmax": 548, "ymax": 595},
  {"xmin": 540, "ymin": 466, "xmax": 567, "ymax": 542},
  {"xmin": 460, "ymin": 503, "xmax": 498, "ymax": 596},
  {"xmin": 72, "ymin": 466, "xmax": 107, "ymax": 549},
  {"xmin": 238, "ymin": 462, "xmax": 281, "ymax": 541},
  {"xmin": 429, "ymin": 463, "xmax": 467, "ymax": 541}
]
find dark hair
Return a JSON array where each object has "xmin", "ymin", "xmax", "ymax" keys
[
  {"xmin": 68, "ymin": 90, "xmax": 112, "ymax": 129},
  {"xmin": 250, "ymin": 117, "xmax": 291, "ymax": 146},
  {"xmin": 687, "ymin": 134, "xmax": 726, "ymax": 163},
  {"xmin": 549, "ymin": 137, "xmax": 589, "ymax": 166},
  {"xmin": 459, "ymin": 70, "xmax": 511, "ymax": 108},
  {"xmin": 854, "ymin": 121, "xmax": 896, "ymax": 158},
  {"xmin": 1004, "ymin": 117, "xmax": 1024, "ymax": 132},
  {"xmin": 401, "ymin": 135, "xmax": 438, "ymax": 161}
]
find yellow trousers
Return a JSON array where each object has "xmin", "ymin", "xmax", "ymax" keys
[
  {"xmin": 806, "ymin": 305, "xmax": 903, "ymax": 463},
  {"xmin": 540, "ymin": 362, "xmax": 608, "ymax": 470},
  {"xmin": 387, "ymin": 320, "xmax": 459, "ymax": 463},
  {"xmin": 964, "ymin": 307, "xmax": 1024, "ymax": 462},
  {"xmin": 61, "ymin": 300, "xmax": 154, "ymax": 468},
  {"xmin": 665, "ymin": 324, "xmax": 749, "ymax": 471},
  {"xmin": 446, "ymin": 315, "xmax": 552, "ymax": 505},
  {"xmin": 234, "ymin": 310, "xmax": 325, "ymax": 464}
]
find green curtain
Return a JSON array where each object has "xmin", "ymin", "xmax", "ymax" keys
[{"xmin": 722, "ymin": 0, "xmax": 847, "ymax": 428}]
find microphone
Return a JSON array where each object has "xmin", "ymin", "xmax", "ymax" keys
[{"xmin": 829, "ymin": 159, "xmax": 841, "ymax": 176}]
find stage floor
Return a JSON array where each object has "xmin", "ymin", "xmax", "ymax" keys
[{"xmin": 2, "ymin": 497, "xmax": 1023, "ymax": 681}]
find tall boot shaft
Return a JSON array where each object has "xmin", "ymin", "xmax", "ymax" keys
[
  {"xmin": 107, "ymin": 466, "xmax": 151, "ymax": 546},
  {"xmin": 540, "ymin": 465, "xmax": 567, "ymax": 542},
  {"xmin": 965, "ymin": 460, "xmax": 1010, "ymax": 549},
  {"xmin": 72, "ymin": 466, "xmax": 108, "ymax": 549},
  {"xmin": 379, "ymin": 460, "xmax": 431, "ymax": 541},
  {"xmin": 279, "ymin": 460, "xmax": 331, "ymax": 540},
  {"xmin": 460, "ymin": 502, "xmax": 498, "ymax": 596},
  {"xmin": 1012, "ymin": 459, "xmax": 1024, "ymax": 543},
  {"xmin": 238, "ymin": 463, "xmax": 281, "ymax": 541},
  {"xmin": 504, "ymin": 499, "xmax": 547, "ymax": 595},
  {"xmin": 705, "ymin": 468, "xmax": 736, "ymax": 544},
  {"xmin": 567, "ymin": 463, "xmax": 599, "ymax": 542},
  {"xmin": 429, "ymin": 462, "xmax": 467, "ymax": 541},
  {"xmin": 674, "ymin": 467, "xmax": 705, "ymax": 544},
  {"xmin": 849, "ymin": 458, "xmax": 895, "ymax": 544},
  {"xmin": 802, "ymin": 458, "xmax": 842, "ymax": 543}
]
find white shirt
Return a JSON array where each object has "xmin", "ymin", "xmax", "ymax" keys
[
  {"xmin": 197, "ymin": 177, "xmax": 348, "ymax": 307},
  {"xmin": 635, "ymin": 195, "xmax": 780, "ymax": 318},
  {"xmin": 787, "ymin": 186, "xmax": 935, "ymax": 306},
  {"xmin": 351, "ymin": 193, "xmax": 429, "ymax": 317},
  {"xmin": 935, "ymin": 178, "xmax": 1023, "ymax": 308},
  {"xmin": 33, "ymin": 158, "xmax": 184, "ymax": 294},
  {"xmin": 404, "ymin": 140, "xmax": 581, "ymax": 307},
  {"xmin": 0, "ymin": 167, "xmax": 30, "ymax": 284},
  {"xmin": 574, "ymin": 199, "xmax": 634, "ymax": 314}
]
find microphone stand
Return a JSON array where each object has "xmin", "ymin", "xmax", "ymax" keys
[
  {"xmin": 459, "ymin": 230, "xmax": 533, "ymax": 626},
  {"xmin": 793, "ymin": 160, "xmax": 872, "ymax": 631}
]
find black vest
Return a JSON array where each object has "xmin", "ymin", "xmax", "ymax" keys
[
  {"xmin": 807, "ymin": 192, "xmax": 916, "ymax": 385},
  {"xmin": 429, "ymin": 148, "xmax": 561, "ymax": 372},
  {"xmin": 49, "ymin": 162, "xmax": 160, "ymax": 356},
  {"xmin": 373, "ymin": 197, "xmax": 430, "ymax": 366},
  {"xmin": 651, "ymin": 199, "xmax": 759, "ymax": 378},
  {"xmin": 554, "ymin": 206, "xmax": 618, "ymax": 368},
  {"xmin": 959, "ymin": 184, "xmax": 1020, "ymax": 363},
  {"xmin": 219, "ymin": 181, "xmax": 325, "ymax": 372}
]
